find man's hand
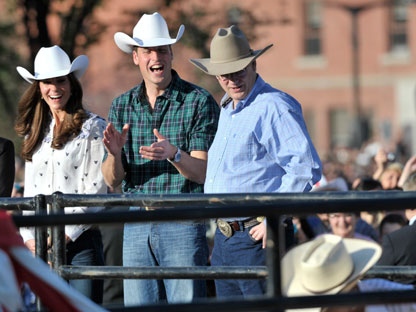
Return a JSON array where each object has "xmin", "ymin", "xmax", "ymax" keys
[
  {"xmin": 103, "ymin": 123, "xmax": 129, "ymax": 156},
  {"xmin": 249, "ymin": 222, "xmax": 267, "ymax": 249},
  {"xmin": 140, "ymin": 128, "xmax": 176, "ymax": 160}
]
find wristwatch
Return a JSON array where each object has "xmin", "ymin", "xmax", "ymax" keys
[{"xmin": 168, "ymin": 147, "xmax": 181, "ymax": 163}]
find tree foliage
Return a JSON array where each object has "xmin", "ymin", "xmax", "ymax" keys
[
  {"xmin": 20, "ymin": 0, "xmax": 105, "ymax": 63},
  {"xmin": 0, "ymin": 0, "xmax": 105, "ymax": 149}
]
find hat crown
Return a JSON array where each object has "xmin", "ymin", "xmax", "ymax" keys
[
  {"xmin": 114, "ymin": 12, "xmax": 184, "ymax": 52},
  {"xmin": 300, "ymin": 235, "xmax": 354, "ymax": 293},
  {"xmin": 133, "ymin": 12, "xmax": 172, "ymax": 42},
  {"xmin": 16, "ymin": 45, "xmax": 88, "ymax": 84},
  {"xmin": 34, "ymin": 46, "xmax": 71, "ymax": 78},
  {"xmin": 210, "ymin": 25, "xmax": 252, "ymax": 64}
]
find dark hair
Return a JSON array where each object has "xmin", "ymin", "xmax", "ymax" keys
[
  {"xmin": 379, "ymin": 213, "xmax": 407, "ymax": 237},
  {"xmin": 15, "ymin": 73, "xmax": 87, "ymax": 161},
  {"xmin": 353, "ymin": 176, "xmax": 382, "ymax": 191}
]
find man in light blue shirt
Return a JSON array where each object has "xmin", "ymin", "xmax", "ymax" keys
[{"xmin": 190, "ymin": 25, "xmax": 322, "ymax": 298}]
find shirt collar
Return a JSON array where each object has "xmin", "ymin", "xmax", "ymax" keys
[
  {"xmin": 220, "ymin": 74, "xmax": 263, "ymax": 110},
  {"xmin": 138, "ymin": 69, "xmax": 182, "ymax": 103}
]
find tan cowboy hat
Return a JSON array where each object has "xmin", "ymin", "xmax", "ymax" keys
[
  {"xmin": 189, "ymin": 25, "xmax": 273, "ymax": 76},
  {"xmin": 114, "ymin": 12, "xmax": 184, "ymax": 53},
  {"xmin": 16, "ymin": 45, "xmax": 88, "ymax": 84},
  {"xmin": 282, "ymin": 234, "xmax": 381, "ymax": 311}
]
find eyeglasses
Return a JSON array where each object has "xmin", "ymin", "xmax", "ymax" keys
[
  {"xmin": 329, "ymin": 213, "xmax": 354, "ymax": 219},
  {"xmin": 217, "ymin": 67, "xmax": 248, "ymax": 81}
]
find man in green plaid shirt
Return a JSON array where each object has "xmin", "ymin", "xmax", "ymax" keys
[{"xmin": 102, "ymin": 12, "xmax": 219, "ymax": 306}]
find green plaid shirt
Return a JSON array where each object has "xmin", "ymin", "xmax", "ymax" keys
[{"xmin": 108, "ymin": 70, "xmax": 220, "ymax": 194}]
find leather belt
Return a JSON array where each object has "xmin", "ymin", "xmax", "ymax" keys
[{"xmin": 216, "ymin": 218, "xmax": 261, "ymax": 238}]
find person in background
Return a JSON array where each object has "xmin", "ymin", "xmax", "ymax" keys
[
  {"xmin": 377, "ymin": 172, "xmax": 416, "ymax": 285},
  {"xmin": 378, "ymin": 213, "xmax": 407, "ymax": 243},
  {"xmin": 0, "ymin": 137, "xmax": 15, "ymax": 197},
  {"xmin": 372, "ymin": 148, "xmax": 392, "ymax": 181},
  {"xmin": 101, "ymin": 12, "xmax": 220, "ymax": 305},
  {"xmin": 190, "ymin": 25, "xmax": 321, "ymax": 298},
  {"xmin": 378, "ymin": 162, "xmax": 403, "ymax": 190},
  {"xmin": 397, "ymin": 154, "xmax": 416, "ymax": 189},
  {"xmin": 15, "ymin": 45, "xmax": 107, "ymax": 303},
  {"xmin": 328, "ymin": 212, "xmax": 375, "ymax": 242},
  {"xmin": 352, "ymin": 176, "xmax": 384, "ymax": 230},
  {"xmin": 294, "ymin": 177, "xmax": 348, "ymax": 244},
  {"xmin": 11, "ymin": 156, "xmax": 25, "ymax": 198},
  {"xmin": 282, "ymin": 234, "xmax": 416, "ymax": 312}
]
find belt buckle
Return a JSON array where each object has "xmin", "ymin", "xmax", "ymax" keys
[{"xmin": 217, "ymin": 219, "xmax": 233, "ymax": 238}]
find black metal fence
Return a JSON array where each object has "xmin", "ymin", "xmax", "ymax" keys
[{"xmin": 2, "ymin": 191, "xmax": 416, "ymax": 311}]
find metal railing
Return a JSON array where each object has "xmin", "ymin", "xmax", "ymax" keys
[{"xmin": 2, "ymin": 191, "xmax": 416, "ymax": 311}]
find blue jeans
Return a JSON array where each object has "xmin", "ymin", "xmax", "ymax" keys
[
  {"xmin": 211, "ymin": 226, "xmax": 266, "ymax": 298},
  {"xmin": 123, "ymin": 213, "xmax": 209, "ymax": 306},
  {"xmin": 66, "ymin": 228, "xmax": 104, "ymax": 303}
]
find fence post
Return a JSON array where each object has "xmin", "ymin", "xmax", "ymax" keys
[
  {"xmin": 50, "ymin": 192, "xmax": 66, "ymax": 274},
  {"xmin": 266, "ymin": 216, "xmax": 282, "ymax": 298},
  {"xmin": 34, "ymin": 194, "xmax": 48, "ymax": 262},
  {"xmin": 34, "ymin": 194, "xmax": 47, "ymax": 312}
]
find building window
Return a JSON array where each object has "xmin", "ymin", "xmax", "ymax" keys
[
  {"xmin": 304, "ymin": 109, "xmax": 316, "ymax": 143},
  {"xmin": 329, "ymin": 109, "xmax": 350, "ymax": 147},
  {"xmin": 303, "ymin": 0, "xmax": 322, "ymax": 55},
  {"xmin": 389, "ymin": 0, "xmax": 408, "ymax": 52}
]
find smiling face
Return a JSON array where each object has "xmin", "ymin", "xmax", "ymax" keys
[
  {"xmin": 216, "ymin": 61, "xmax": 257, "ymax": 108},
  {"xmin": 39, "ymin": 75, "xmax": 71, "ymax": 117},
  {"xmin": 133, "ymin": 45, "xmax": 173, "ymax": 90},
  {"xmin": 328, "ymin": 213, "xmax": 357, "ymax": 238},
  {"xmin": 379, "ymin": 168, "xmax": 401, "ymax": 190}
]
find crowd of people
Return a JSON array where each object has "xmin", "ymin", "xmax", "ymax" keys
[{"xmin": 0, "ymin": 10, "xmax": 415, "ymax": 312}]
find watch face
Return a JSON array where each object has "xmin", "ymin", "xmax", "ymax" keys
[{"xmin": 174, "ymin": 149, "xmax": 181, "ymax": 162}]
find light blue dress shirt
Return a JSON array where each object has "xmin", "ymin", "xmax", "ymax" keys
[{"xmin": 204, "ymin": 75, "xmax": 322, "ymax": 195}]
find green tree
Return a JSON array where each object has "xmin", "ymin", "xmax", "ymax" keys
[
  {"xmin": 20, "ymin": 0, "xmax": 105, "ymax": 63},
  {"xmin": 0, "ymin": 0, "xmax": 105, "ymax": 152},
  {"xmin": 0, "ymin": 3, "xmax": 25, "ymax": 144}
]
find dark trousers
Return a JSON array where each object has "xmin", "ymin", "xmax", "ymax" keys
[
  {"xmin": 66, "ymin": 228, "xmax": 104, "ymax": 303},
  {"xmin": 99, "ymin": 206, "xmax": 127, "ymax": 306}
]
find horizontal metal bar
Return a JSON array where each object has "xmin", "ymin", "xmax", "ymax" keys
[
  {"xmin": 366, "ymin": 265, "xmax": 416, "ymax": 280},
  {"xmin": 11, "ymin": 191, "xmax": 416, "ymax": 227},
  {"xmin": 59, "ymin": 266, "xmax": 268, "ymax": 280},
  {"xmin": 60, "ymin": 265, "xmax": 416, "ymax": 280},
  {"xmin": 0, "ymin": 196, "xmax": 37, "ymax": 211}
]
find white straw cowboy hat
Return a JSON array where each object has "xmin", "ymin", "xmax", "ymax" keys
[
  {"xmin": 282, "ymin": 234, "xmax": 381, "ymax": 311},
  {"xmin": 114, "ymin": 12, "xmax": 185, "ymax": 53},
  {"xmin": 190, "ymin": 25, "xmax": 273, "ymax": 76},
  {"xmin": 16, "ymin": 45, "xmax": 89, "ymax": 84}
]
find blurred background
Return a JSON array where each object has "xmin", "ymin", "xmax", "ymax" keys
[{"xmin": 1, "ymin": 0, "xmax": 416, "ymax": 183}]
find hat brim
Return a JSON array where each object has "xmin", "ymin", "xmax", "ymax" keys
[
  {"xmin": 114, "ymin": 25, "xmax": 185, "ymax": 53},
  {"xmin": 16, "ymin": 55, "xmax": 89, "ymax": 84},
  {"xmin": 282, "ymin": 237, "xmax": 381, "ymax": 303},
  {"xmin": 189, "ymin": 44, "xmax": 273, "ymax": 76}
]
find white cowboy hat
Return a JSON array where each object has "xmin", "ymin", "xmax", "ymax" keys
[
  {"xmin": 16, "ymin": 45, "xmax": 89, "ymax": 84},
  {"xmin": 190, "ymin": 25, "xmax": 273, "ymax": 76},
  {"xmin": 282, "ymin": 234, "xmax": 381, "ymax": 311},
  {"xmin": 114, "ymin": 12, "xmax": 184, "ymax": 53}
]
